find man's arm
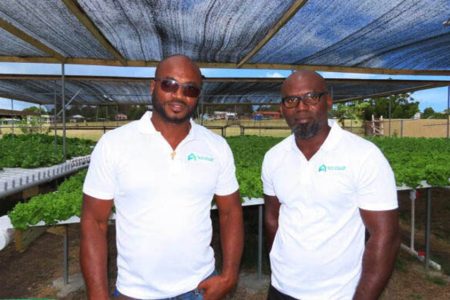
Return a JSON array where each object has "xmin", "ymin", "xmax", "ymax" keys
[
  {"xmin": 80, "ymin": 193, "xmax": 113, "ymax": 300},
  {"xmin": 264, "ymin": 194, "xmax": 281, "ymax": 253},
  {"xmin": 353, "ymin": 209, "xmax": 400, "ymax": 300},
  {"xmin": 198, "ymin": 191, "xmax": 243, "ymax": 300}
]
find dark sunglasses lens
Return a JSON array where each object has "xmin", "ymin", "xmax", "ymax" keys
[
  {"xmin": 160, "ymin": 79, "xmax": 179, "ymax": 93},
  {"xmin": 183, "ymin": 85, "xmax": 201, "ymax": 97}
]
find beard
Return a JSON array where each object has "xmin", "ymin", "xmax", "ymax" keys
[
  {"xmin": 292, "ymin": 120, "xmax": 321, "ymax": 140},
  {"xmin": 152, "ymin": 91, "xmax": 197, "ymax": 124}
]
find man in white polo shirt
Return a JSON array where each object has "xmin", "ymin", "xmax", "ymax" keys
[
  {"xmin": 262, "ymin": 70, "xmax": 400, "ymax": 300},
  {"xmin": 80, "ymin": 55, "xmax": 243, "ymax": 300}
]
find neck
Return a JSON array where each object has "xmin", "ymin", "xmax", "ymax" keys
[
  {"xmin": 295, "ymin": 125, "xmax": 331, "ymax": 160},
  {"xmin": 151, "ymin": 113, "xmax": 191, "ymax": 150}
]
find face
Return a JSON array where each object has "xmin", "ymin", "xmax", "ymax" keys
[
  {"xmin": 281, "ymin": 71, "xmax": 332, "ymax": 140},
  {"xmin": 151, "ymin": 56, "xmax": 202, "ymax": 124}
]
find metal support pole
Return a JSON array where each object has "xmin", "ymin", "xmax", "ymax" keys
[
  {"xmin": 388, "ymin": 98, "xmax": 392, "ymax": 137},
  {"xmin": 400, "ymin": 120, "xmax": 404, "ymax": 137},
  {"xmin": 200, "ymin": 98, "xmax": 204, "ymax": 126},
  {"xmin": 63, "ymin": 224, "xmax": 69, "ymax": 284},
  {"xmin": 54, "ymin": 81, "xmax": 58, "ymax": 153},
  {"xmin": 39, "ymin": 104, "xmax": 42, "ymax": 132},
  {"xmin": 447, "ymin": 86, "xmax": 449, "ymax": 138},
  {"xmin": 424, "ymin": 188, "xmax": 432, "ymax": 269},
  {"xmin": 258, "ymin": 205, "xmax": 263, "ymax": 279},
  {"xmin": 10, "ymin": 99, "xmax": 14, "ymax": 134},
  {"xmin": 410, "ymin": 190, "xmax": 416, "ymax": 250},
  {"xmin": 116, "ymin": 104, "xmax": 119, "ymax": 127},
  {"xmin": 61, "ymin": 64, "xmax": 67, "ymax": 161}
]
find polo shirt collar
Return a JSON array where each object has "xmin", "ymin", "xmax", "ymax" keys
[
  {"xmin": 320, "ymin": 119, "xmax": 343, "ymax": 152},
  {"xmin": 137, "ymin": 111, "xmax": 198, "ymax": 140},
  {"xmin": 289, "ymin": 119, "xmax": 343, "ymax": 153}
]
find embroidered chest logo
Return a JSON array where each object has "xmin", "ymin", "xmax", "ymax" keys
[
  {"xmin": 187, "ymin": 152, "xmax": 214, "ymax": 162},
  {"xmin": 318, "ymin": 164, "xmax": 346, "ymax": 172}
]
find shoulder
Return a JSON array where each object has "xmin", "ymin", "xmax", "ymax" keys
[
  {"xmin": 263, "ymin": 135, "xmax": 293, "ymax": 167},
  {"xmin": 265, "ymin": 135, "xmax": 292, "ymax": 158},
  {"xmin": 92, "ymin": 121, "xmax": 141, "ymax": 158},
  {"xmin": 98, "ymin": 120, "xmax": 140, "ymax": 144},
  {"xmin": 193, "ymin": 123, "xmax": 230, "ymax": 148},
  {"xmin": 339, "ymin": 129, "xmax": 383, "ymax": 158}
]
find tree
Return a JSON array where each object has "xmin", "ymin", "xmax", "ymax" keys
[
  {"xmin": 363, "ymin": 93, "xmax": 419, "ymax": 120},
  {"xmin": 331, "ymin": 101, "xmax": 369, "ymax": 126},
  {"xmin": 422, "ymin": 107, "xmax": 447, "ymax": 119},
  {"xmin": 422, "ymin": 107, "xmax": 435, "ymax": 119},
  {"xmin": 22, "ymin": 106, "xmax": 46, "ymax": 114}
]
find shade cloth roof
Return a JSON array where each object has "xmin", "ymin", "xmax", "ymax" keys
[
  {"xmin": 0, "ymin": 0, "xmax": 449, "ymax": 75},
  {"xmin": 0, "ymin": 75, "xmax": 448, "ymax": 106}
]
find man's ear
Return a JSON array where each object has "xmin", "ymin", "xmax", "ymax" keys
[
  {"xmin": 150, "ymin": 80, "xmax": 155, "ymax": 94},
  {"xmin": 326, "ymin": 94, "xmax": 333, "ymax": 111}
]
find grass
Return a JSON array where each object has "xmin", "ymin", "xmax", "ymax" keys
[{"xmin": 426, "ymin": 275, "xmax": 447, "ymax": 286}]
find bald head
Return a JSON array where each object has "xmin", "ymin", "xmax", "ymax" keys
[
  {"xmin": 281, "ymin": 70, "xmax": 328, "ymax": 97},
  {"xmin": 155, "ymin": 54, "xmax": 202, "ymax": 84}
]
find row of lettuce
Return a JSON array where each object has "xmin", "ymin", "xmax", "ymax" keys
[
  {"xmin": 0, "ymin": 134, "xmax": 94, "ymax": 170},
  {"xmin": 4, "ymin": 134, "xmax": 450, "ymax": 229}
]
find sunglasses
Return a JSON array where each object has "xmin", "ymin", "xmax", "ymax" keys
[{"xmin": 155, "ymin": 78, "xmax": 201, "ymax": 98}]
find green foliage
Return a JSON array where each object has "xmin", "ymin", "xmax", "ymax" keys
[
  {"xmin": 6, "ymin": 136, "xmax": 450, "ymax": 229},
  {"xmin": 8, "ymin": 170, "xmax": 86, "ymax": 230},
  {"xmin": 363, "ymin": 93, "xmax": 419, "ymax": 120},
  {"xmin": 227, "ymin": 135, "xmax": 283, "ymax": 198},
  {"xmin": 331, "ymin": 101, "xmax": 370, "ymax": 126},
  {"xmin": 422, "ymin": 107, "xmax": 448, "ymax": 119},
  {"xmin": 18, "ymin": 117, "xmax": 50, "ymax": 134},
  {"xmin": 0, "ymin": 134, "xmax": 94, "ymax": 169},
  {"xmin": 367, "ymin": 137, "xmax": 450, "ymax": 188}
]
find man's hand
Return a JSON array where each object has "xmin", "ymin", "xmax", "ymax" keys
[{"xmin": 197, "ymin": 273, "xmax": 238, "ymax": 300}]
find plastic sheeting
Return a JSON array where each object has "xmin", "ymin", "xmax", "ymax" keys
[
  {"xmin": 252, "ymin": 0, "xmax": 450, "ymax": 71},
  {"xmin": 0, "ymin": 0, "xmax": 448, "ymax": 73}
]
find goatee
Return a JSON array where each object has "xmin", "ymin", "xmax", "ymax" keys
[
  {"xmin": 152, "ymin": 92, "xmax": 197, "ymax": 124},
  {"xmin": 292, "ymin": 121, "xmax": 321, "ymax": 140}
]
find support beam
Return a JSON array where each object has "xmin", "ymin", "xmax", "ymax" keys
[
  {"xmin": 0, "ymin": 54, "xmax": 449, "ymax": 76},
  {"xmin": 0, "ymin": 19, "xmax": 65, "ymax": 62},
  {"xmin": 447, "ymin": 86, "xmax": 449, "ymax": 138},
  {"xmin": 61, "ymin": 64, "xmax": 67, "ymax": 161},
  {"xmin": 237, "ymin": 0, "xmax": 308, "ymax": 68},
  {"xmin": 10, "ymin": 99, "xmax": 14, "ymax": 134},
  {"xmin": 62, "ymin": 0, "xmax": 127, "ymax": 66}
]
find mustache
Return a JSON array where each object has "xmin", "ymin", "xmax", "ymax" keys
[{"xmin": 166, "ymin": 100, "xmax": 187, "ymax": 107}]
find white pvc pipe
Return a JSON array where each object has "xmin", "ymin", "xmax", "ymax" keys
[
  {"xmin": 401, "ymin": 243, "xmax": 441, "ymax": 271},
  {"xmin": 0, "ymin": 216, "xmax": 14, "ymax": 250}
]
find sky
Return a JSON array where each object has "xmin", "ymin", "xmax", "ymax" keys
[{"xmin": 0, "ymin": 62, "xmax": 449, "ymax": 112}]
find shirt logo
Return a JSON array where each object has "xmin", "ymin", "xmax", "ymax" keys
[
  {"xmin": 318, "ymin": 164, "xmax": 346, "ymax": 172},
  {"xmin": 187, "ymin": 152, "xmax": 214, "ymax": 162}
]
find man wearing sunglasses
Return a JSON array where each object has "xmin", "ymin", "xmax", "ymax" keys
[
  {"xmin": 81, "ymin": 55, "xmax": 243, "ymax": 300},
  {"xmin": 262, "ymin": 70, "xmax": 400, "ymax": 299}
]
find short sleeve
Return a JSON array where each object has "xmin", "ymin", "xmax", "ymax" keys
[
  {"xmin": 355, "ymin": 147, "xmax": 398, "ymax": 211},
  {"xmin": 214, "ymin": 142, "xmax": 239, "ymax": 196},
  {"xmin": 83, "ymin": 136, "xmax": 116, "ymax": 200},
  {"xmin": 261, "ymin": 153, "xmax": 276, "ymax": 196}
]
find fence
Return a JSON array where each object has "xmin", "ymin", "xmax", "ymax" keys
[
  {"xmin": 2, "ymin": 118, "xmax": 449, "ymax": 139},
  {"xmin": 365, "ymin": 117, "xmax": 450, "ymax": 138}
]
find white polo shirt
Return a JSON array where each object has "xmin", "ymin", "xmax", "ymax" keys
[
  {"xmin": 262, "ymin": 121, "xmax": 397, "ymax": 300},
  {"xmin": 83, "ymin": 111, "xmax": 239, "ymax": 299}
]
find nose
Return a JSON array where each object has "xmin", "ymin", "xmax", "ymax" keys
[
  {"xmin": 296, "ymin": 99, "xmax": 309, "ymax": 111},
  {"xmin": 172, "ymin": 85, "xmax": 185, "ymax": 99}
]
